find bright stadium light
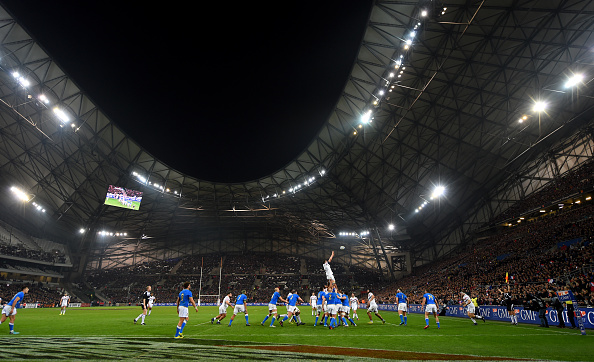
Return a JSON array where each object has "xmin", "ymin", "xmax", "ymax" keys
[
  {"xmin": 388, "ymin": 224, "xmax": 395, "ymax": 231},
  {"xmin": 532, "ymin": 101, "xmax": 547, "ymax": 113},
  {"xmin": 10, "ymin": 186, "xmax": 29, "ymax": 202},
  {"xmin": 79, "ymin": 228, "xmax": 86, "ymax": 234},
  {"xmin": 361, "ymin": 109, "xmax": 373, "ymax": 124},
  {"xmin": 431, "ymin": 185, "xmax": 445, "ymax": 199},
  {"xmin": 565, "ymin": 73, "xmax": 583, "ymax": 88},
  {"xmin": 53, "ymin": 107, "xmax": 70, "ymax": 123}
]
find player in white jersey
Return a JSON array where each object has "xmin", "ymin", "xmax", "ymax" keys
[
  {"xmin": 323, "ymin": 251, "xmax": 335, "ymax": 287},
  {"xmin": 147, "ymin": 295, "xmax": 156, "ymax": 315},
  {"xmin": 366, "ymin": 290, "xmax": 385, "ymax": 324},
  {"xmin": 212, "ymin": 292, "xmax": 233, "ymax": 324},
  {"xmin": 349, "ymin": 293, "xmax": 359, "ymax": 320},
  {"xmin": 59, "ymin": 293, "xmax": 70, "ymax": 315},
  {"xmin": 310, "ymin": 293, "xmax": 317, "ymax": 316},
  {"xmin": 460, "ymin": 292, "xmax": 484, "ymax": 325}
]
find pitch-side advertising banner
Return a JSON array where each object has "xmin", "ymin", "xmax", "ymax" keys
[{"xmin": 377, "ymin": 304, "xmax": 593, "ymax": 329}]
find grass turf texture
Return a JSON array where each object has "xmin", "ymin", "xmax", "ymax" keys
[{"xmin": 2, "ymin": 306, "xmax": 591, "ymax": 360}]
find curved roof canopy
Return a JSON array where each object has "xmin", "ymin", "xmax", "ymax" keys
[{"xmin": 0, "ymin": 0, "xmax": 593, "ymax": 270}]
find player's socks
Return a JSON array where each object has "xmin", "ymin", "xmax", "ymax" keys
[
  {"xmin": 245, "ymin": 314, "xmax": 249, "ymax": 324},
  {"xmin": 437, "ymin": 322, "xmax": 440, "ymax": 328},
  {"xmin": 314, "ymin": 316, "xmax": 318, "ymax": 326},
  {"xmin": 281, "ymin": 315, "xmax": 288, "ymax": 322},
  {"xmin": 348, "ymin": 317, "xmax": 356, "ymax": 325},
  {"xmin": 404, "ymin": 316, "xmax": 407, "ymax": 324},
  {"xmin": 324, "ymin": 316, "xmax": 328, "ymax": 325},
  {"xmin": 330, "ymin": 317, "xmax": 335, "ymax": 327},
  {"xmin": 296, "ymin": 315, "xmax": 302, "ymax": 323},
  {"xmin": 342, "ymin": 316, "xmax": 348, "ymax": 325},
  {"xmin": 148, "ymin": 310, "xmax": 151, "ymax": 316},
  {"xmin": 141, "ymin": 315, "xmax": 146, "ymax": 324},
  {"xmin": 400, "ymin": 315, "xmax": 404, "ymax": 323},
  {"xmin": 270, "ymin": 317, "xmax": 276, "ymax": 326},
  {"xmin": 9, "ymin": 323, "xmax": 14, "ymax": 332},
  {"xmin": 175, "ymin": 326, "xmax": 181, "ymax": 337},
  {"xmin": 180, "ymin": 320, "xmax": 187, "ymax": 333},
  {"xmin": 425, "ymin": 318, "xmax": 429, "ymax": 326},
  {"xmin": 262, "ymin": 315, "xmax": 269, "ymax": 324},
  {"xmin": 228, "ymin": 319, "xmax": 234, "ymax": 326},
  {"xmin": 470, "ymin": 318, "xmax": 476, "ymax": 324}
]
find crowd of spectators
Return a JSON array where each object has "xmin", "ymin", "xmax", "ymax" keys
[
  {"xmin": 0, "ymin": 242, "xmax": 67, "ymax": 264},
  {"xmin": 0, "ymin": 283, "xmax": 80, "ymax": 306},
  {"xmin": 84, "ymin": 252, "xmax": 384, "ymax": 304},
  {"xmin": 376, "ymin": 201, "xmax": 594, "ymax": 309}
]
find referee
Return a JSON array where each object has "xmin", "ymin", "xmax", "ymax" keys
[{"xmin": 134, "ymin": 286, "xmax": 151, "ymax": 325}]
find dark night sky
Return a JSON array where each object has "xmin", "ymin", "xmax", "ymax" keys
[{"xmin": 1, "ymin": 1, "xmax": 372, "ymax": 183}]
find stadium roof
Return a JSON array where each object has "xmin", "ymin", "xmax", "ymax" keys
[{"xmin": 0, "ymin": 1, "xmax": 593, "ymax": 273}]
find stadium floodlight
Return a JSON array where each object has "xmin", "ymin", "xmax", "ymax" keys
[
  {"xmin": 53, "ymin": 107, "xmax": 70, "ymax": 122},
  {"xmin": 410, "ymin": 31, "xmax": 416, "ymax": 38},
  {"xmin": 79, "ymin": 228, "xmax": 85, "ymax": 234},
  {"xmin": 431, "ymin": 185, "xmax": 445, "ymax": 199},
  {"xmin": 564, "ymin": 73, "xmax": 583, "ymax": 88},
  {"xmin": 10, "ymin": 186, "xmax": 29, "ymax": 202},
  {"xmin": 388, "ymin": 224, "xmax": 395, "ymax": 231},
  {"xmin": 421, "ymin": 10, "xmax": 427, "ymax": 17},
  {"xmin": 38, "ymin": 94, "xmax": 49, "ymax": 104},
  {"xmin": 361, "ymin": 109, "xmax": 373, "ymax": 124},
  {"xmin": 532, "ymin": 101, "xmax": 547, "ymax": 113}
]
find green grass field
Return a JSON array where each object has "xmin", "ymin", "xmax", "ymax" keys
[{"xmin": 2, "ymin": 306, "xmax": 592, "ymax": 360}]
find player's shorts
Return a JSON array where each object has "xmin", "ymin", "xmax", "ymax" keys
[
  {"xmin": 287, "ymin": 305, "xmax": 297, "ymax": 314},
  {"xmin": 316, "ymin": 304, "xmax": 324, "ymax": 314},
  {"xmin": 219, "ymin": 304, "xmax": 228, "ymax": 314},
  {"xmin": 268, "ymin": 303, "xmax": 278, "ymax": 312},
  {"xmin": 148, "ymin": 302, "xmax": 153, "ymax": 309},
  {"xmin": 326, "ymin": 273, "xmax": 335, "ymax": 281},
  {"xmin": 234, "ymin": 304, "xmax": 246, "ymax": 315},
  {"xmin": 466, "ymin": 304, "xmax": 475, "ymax": 314},
  {"xmin": 342, "ymin": 306, "xmax": 350, "ymax": 314},
  {"xmin": 425, "ymin": 304, "xmax": 438, "ymax": 314},
  {"xmin": 368, "ymin": 303, "xmax": 378, "ymax": 313},
  {"xmin": 323, "ymin": 304, "xmax": 328, "ymax": 313},
  {"xmin": 2, "ymin": 305, "xmax": 16, "ymax": 316},
  {"xmin": 141, "ymin": 303, "xmax": 148, "ymax": 310},
  {"xmin": 398, "ymin": 303, "xmax": 407, "ymax": 312},
  {"xmin": 178, "ymin": 306, "xmax": 189, "ymax": 318},
  {"xmin": 327, "ymin": 304, "xmax": 339, "ymax": 315},
  {"xmin": 506, "ymin": 302, "xmax": 514, "ymax": 312},
  {"xmin": 351, "ymin": 303, "xmax": 358, "ymax": 311},
  {"xmin": 61, "ymin": 302, "xmax": 68, "ymax": 307},
  {"xmin": 311, "ymin": 302, "xmax": 317, "ymax": 308}
]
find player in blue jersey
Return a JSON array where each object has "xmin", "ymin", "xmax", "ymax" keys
[
  {"xmin": 0, "ymin": 285, "xmax": 29, "ymax": 334},
  {"xmin": 421, "ymin": 289, "xmax": 440, "ymax": 329},
  {"xmin": 314, "ymin": 286, "xmax": 327, "ymax": 327},
  {"xmin": 174, "ymin": 282, "xmax": 198, "ymax": 338},
  {"xmin": 261, "ymin": 287, "xmax": 288, "ymax": 327},
  {"xmin": 339, "ymin": 290, "xmax": 357, "ymax": 326},
  {"xmin": 396, "ymin": 288, "xmax": 408, "ymax": 325},
  {"xmin": 279, "ymin": 290, "xmax": 304, "ymax": 326},
  {"xmin": 326, "ymin": 287, "xmax": 340, "ymax": 329},
  {"xmin": 228, "ymin": 290, "xmax": 250, "ymax": 326}
]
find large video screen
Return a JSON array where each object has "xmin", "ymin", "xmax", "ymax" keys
[{"xmin": 104, "ymin": 185, "xmax": 143, "ymax": 210}]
